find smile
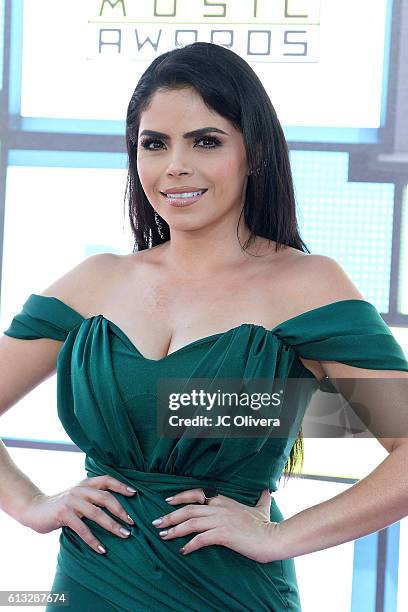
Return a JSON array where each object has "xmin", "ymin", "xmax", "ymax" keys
[{"xmin": 160, "ymin": 189, "xmax": 208, "ymax": 207}]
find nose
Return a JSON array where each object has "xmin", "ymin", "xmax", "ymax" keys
[
  {"xmin": 166, "ymin": 165, "xmax": 193, "ymax": 177},
  {"xmin": 166, "ymin": 155, "xmax": 193, "ymax": 176}
]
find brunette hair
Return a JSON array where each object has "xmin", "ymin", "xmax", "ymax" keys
[{"xmin": 124, "ymin": 41, "xmax": 310, "ymax": 483}]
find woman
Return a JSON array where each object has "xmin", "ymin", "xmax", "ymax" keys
[{"xmin": 2, "ymin": 42, "xmax": 408, "ymax": 611}]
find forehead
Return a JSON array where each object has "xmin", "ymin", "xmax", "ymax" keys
[{"xmin": 139, "ymin": 88, "xmax": 227, "ymax": 129}]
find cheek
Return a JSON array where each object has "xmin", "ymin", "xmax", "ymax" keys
[
  {"xmin": 137, "ymin": 161, "xmax": 156, "ymax": 193},
  {"xmin": 213, "ymin": 155, "xmax": 241, "ymax": 181}
]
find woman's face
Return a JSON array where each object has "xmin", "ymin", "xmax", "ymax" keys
[{"xmin": 136, "ymin": 87, "xmax": 249, "ymax": 232}]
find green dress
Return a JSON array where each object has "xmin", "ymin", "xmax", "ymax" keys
[{"xmin": 4, "ymin": 294, "xmax": 408, "ymax": 612}]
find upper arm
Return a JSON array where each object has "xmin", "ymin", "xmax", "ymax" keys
[
  {"xmin": 0, "ymin": 253, "xmax": 117, "ymax": 417},
  {"xmin": 318, "ymin": 364, "xmax": 408, "ymax": 454},
  {"xmin": 0, "ymin": 334, "xmax": 62, "ymax": 417},
  {"xmin": 301, "ymin": 255, "xmax": 408, "ymax": 455}
]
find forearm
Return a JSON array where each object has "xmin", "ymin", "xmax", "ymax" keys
[
  {"xmin": 0, "ymin": 438, "xmax": 44, "ymax": 524},
  {"xmin": 274, "ymin": 443, "xmax": 408, "ymax": 560}
]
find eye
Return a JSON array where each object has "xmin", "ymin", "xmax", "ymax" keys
[
  {"xmin": 194, "ymin": 136, "xmax": 222, "ymax": 148},
  {"xmin": 139, "ymin": 136, "xmax": 222, "ymax": 150}
]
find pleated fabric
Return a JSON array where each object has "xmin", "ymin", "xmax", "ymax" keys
[{"xmin": 4, "ymin": 294, "xmax": 408, "ymax": 611}]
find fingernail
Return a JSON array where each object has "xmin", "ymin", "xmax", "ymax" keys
[
  {"xmin": 98, "ymin": 545, "xmax": 106, "ymax": 554},
  {"xmin": 152, "ymin": 518, "xmax": 162, "ymax": 525},
  {"xmin": 119, "ymin": 527, "xmax": 131, "ymax": 536},
  {"xmin": 127, "ymin": 487, "xmax": 137, "ymax": 493},
  {"xmin": 179, "ymin": 547, "xmax": 186, "ymax": 554},
  {"xmin": 127, "ymin": 514, "xmax": 135, "ymax": 524},
  {"xmin": 165, "ymin": 496, "xmax": 174, "ymax": 501}
]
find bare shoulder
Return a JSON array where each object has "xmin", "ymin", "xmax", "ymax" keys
[
  {"xmin": 291, "ymin": 253, "xmax": 366, "ymax": 307},
  {"xmin": 39, "ymin": 252, "xmax": 120, "ymax": 316},
  {"xmin": 271, "ymin": 252, "xmax": 366, "ymax": 320}
]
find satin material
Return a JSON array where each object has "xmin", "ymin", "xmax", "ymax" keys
[
  {"xmin": 46, "ymin": 564, "xmax": 120, "ymax": 611},
  {"xmin": 4, "ymin": 294, "xmax": 408, "ymax": 611}
]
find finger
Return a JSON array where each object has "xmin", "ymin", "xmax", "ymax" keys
[
  {"xmin": 158, "ymin": 516, "xmax": 216, "ymax": 540},
  {"xmin": 152, "ymin": 504, "xmax": 213, "ymax": 529},
  {"xmin": 75, "ymin": 498, "xmax": 133, "ymax": 540},
  {"xmin": 65, "ymin": 512, "xmax": 109, "ymax": 555},
  {"xmin": 90, "ymin": 489, "xmax": 135, "ymax": 527},
  {"xmin": 85, "ymin": 475, "xmax": 138, "ymax": 497},
  {"xmin": 165, "ymin": 488, "xmax": 222, "ymax": 505},
  {"xmin": 179, "ymin": 528, "xmax": 221, "ymax": 555}
]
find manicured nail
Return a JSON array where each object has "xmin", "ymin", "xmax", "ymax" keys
[
  {"xmin": 179, "ymin": 547, "xmax": 186, "ymax": 554},
  {"xmin": 98, "ymin": 545, "xmax": 106, "ymax": 554},
  {"xmin": 165, "ymin": 496, "xmax": 174, "ymax": 501},
  {"xmin": 152, "ymin": 518, "xmax": 162, "ymax": 525},
  {"xmin": 127, "ymin": 486, "xmax": 137, "ymax": 493},
  {"xmin": 127, "ymin": 514, "xmax": 134, "ymax": 524},
  {"xmin": 119, "ymin": 527, "xmax": 131, "ymax": 536}
]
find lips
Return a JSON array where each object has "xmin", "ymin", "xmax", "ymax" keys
[
  {"xmin": 161, "ymin": 188, "xmax": 208, "ymax": 196},
  {"xmin": 161, "ymin": 185, "xmax": 208, "ymax": 194},
  {"xmin": 161, "ymin": 190, "xmax": 207, "ymax": 207}
]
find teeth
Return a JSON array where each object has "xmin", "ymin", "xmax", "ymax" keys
[{"xmin": 166, "ymin": 191, "xmax": 204, "ymax": 198}]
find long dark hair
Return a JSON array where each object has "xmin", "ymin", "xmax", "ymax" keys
[{"xmin": 124, "ymin": 42, "xmax": 310, "ymax": 485}]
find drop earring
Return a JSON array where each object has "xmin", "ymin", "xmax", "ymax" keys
[
  {"xmin": 154, "ymin": 211, "xmax": 164, "ymax": 239},
  {"xmin": 248, "ymin": 160, "xmax": 268, "ymax": 175}
]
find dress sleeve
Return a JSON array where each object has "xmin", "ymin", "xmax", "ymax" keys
[
  {"xmin": 2, "ymin": 294, "xmax": 85, "ymax": 342},
  {"xmin": 275, "ymin": 299, "xmax": 408, "ymax": 371}
]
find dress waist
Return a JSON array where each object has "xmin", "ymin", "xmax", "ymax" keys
[
  {"xmin": 57, "ymin": 455, "xmax": 296, "ymax": 611},
  {"xmin": 84, "ymin": 455, "xmax": 266, "ymax": 506}
]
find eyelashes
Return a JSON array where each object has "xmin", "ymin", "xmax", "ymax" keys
[{"xmin": 139, "ymin": 135, "xmax": 222, "ymax": 151}]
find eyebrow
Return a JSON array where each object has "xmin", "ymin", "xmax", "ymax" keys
[{"xmin": 138, "ymin": 127, "xmax": 229, "ymax": 140}]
